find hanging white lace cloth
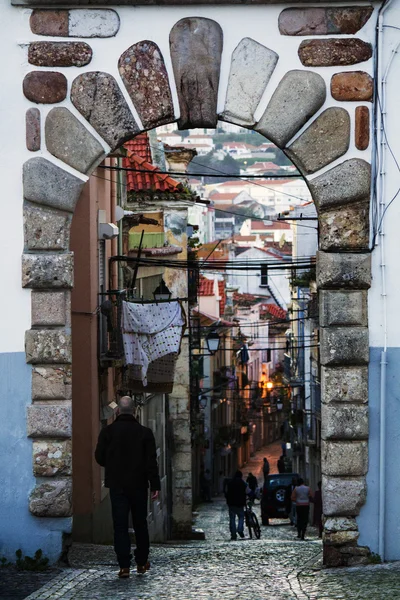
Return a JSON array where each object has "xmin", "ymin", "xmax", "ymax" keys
[{"xmin": 122, "ymin": 301, "xmax": 185, "ymax": 386}]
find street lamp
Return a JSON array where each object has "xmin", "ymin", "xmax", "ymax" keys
[
  {"xmin": 206, "ymin": 330, "xmax": 220, "ymax": 355},
  {"xmin": 153, "ymin": 279, "xmax": 172, "ymax": 301}
]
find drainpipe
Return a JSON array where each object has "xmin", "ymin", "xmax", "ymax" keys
[{"xmin": 376, "ymin": 0, "xmax": 395, "ymax": 561}]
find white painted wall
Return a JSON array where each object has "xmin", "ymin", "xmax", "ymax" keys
[
  {"xmin": 0, "ymin": 0, "xmax": 378, "ymax": 354},
  {"xmin": 229, "ymin": 247, "xmax": 290, "ymax": 307}
]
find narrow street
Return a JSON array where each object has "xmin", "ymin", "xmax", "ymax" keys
[{"xmin": 14, "ymin": 442, "xmax": 400, "ymax": 600}]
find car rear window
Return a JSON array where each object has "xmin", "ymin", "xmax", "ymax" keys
[{"xmin": 268, "ymin": 477, "xmax": 291, "ymax": 487}]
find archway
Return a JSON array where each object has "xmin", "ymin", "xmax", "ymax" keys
[{"xmin": 22, "ymin": 11, "xmax": 373, "ymax": 566}]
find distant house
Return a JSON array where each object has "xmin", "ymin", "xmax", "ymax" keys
[
  {"xmin": 222, "ymin": 142, "xmax": 258, "ymax": 157},
  {"xmin": 229, "ymin": 246, "xmax": 291, "ymax": 308},
  {"xmin": 157, "ymin": 132, "xmax": 183, "ymax": 146},
  {"xmin": 246, "ymin": 162, "xmax": 281, "ymax": 175},
  {"xmin": 240, "ymin": 219, "xmax": 293, "ymax": 243}
]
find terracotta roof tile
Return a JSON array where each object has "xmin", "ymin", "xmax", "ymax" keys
[
  {"xmin": 123, "ymin": 134, "xmax": 183, "ymax": 193},
  {"xmin": 198, "ymin": 275, "xmax": 214, "ymax": 296}
]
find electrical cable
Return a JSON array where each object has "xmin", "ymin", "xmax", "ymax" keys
[{"xmin": 99, "ymin": 164, "xmax": 301, "ymax": 179}]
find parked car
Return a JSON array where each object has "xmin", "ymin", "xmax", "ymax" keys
[{"xmin": 261, "ymin": 473, "xmax": 299, "ymax": 525}]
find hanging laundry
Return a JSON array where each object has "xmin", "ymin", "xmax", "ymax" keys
[{"xmin": 122, "ymin": 300, "xmax": 185, "ymax": 391}]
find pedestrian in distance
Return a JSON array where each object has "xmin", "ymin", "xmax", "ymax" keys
[
  {"xmin": 95, "ymin": 396, "xmax": 161, "ymax": 579},
  {"xmin": 246, "ymin": 472, "xmax": 258, "ymax": 493},
  {"xmin": 200, "ymin": 467, "xmax": 212, "ymax": 502},
  {"xmin": 263, "ymin": 457, "xmax": 270, "ymax": 481},
  {"xmin": 288, "ymin": 476, "xmax": 298, "ymax": 526},
  {"xmin": 277, "ymin": 455, "xmax": 285, "ymax": 474},
  {"xmin": 226, "ymin": 470, "xmax": 247, "ymax": 540},
  {"xmin": 291, "ymin": 478, "xmax": 313, "ymax": 540},
  {"xmin": 313, "ymin": 481, "xmax": 323, "ymax": 538}
]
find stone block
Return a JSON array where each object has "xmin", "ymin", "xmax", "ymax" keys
[
  {"xmin": 255, "ymin": 70, "xmax": 325, "ymax": 147},
  {"xmin": 278, "ymin": 7, "xmax": 373, "ymax": 36},
  {"xmin": 286, "ymin": 108, "xmax": 350, "ymax": 175},
  {"xmin": 29, "ymin": 478, "xmax": 72, "ymax": 517},
  {"xmin": 323, "ymin": 530, "xmax": 360, "ymax": 546},
  {"xmin": 27, "ymin": 404, "xmax": 72, "ymax": 438},
  {"xmin": 33, "ymin": 440, "xmax": 72, "ymax": 476},
  {"xmin": 319, "ymin": 201, "xmax": 369, "ymax": 251},
  {"xmin": 355, "ymin": 106, "xmax": 370, "ymax": 151},
  {"xmin": 45, "ymin": 108, "xmax": 105, "ymax": 174},
  {"xmin": 319, "ymin": 290, "xmax": 367, "ymax": 327},
  {"xmin": 174, "ymin": 470, "xmax": 192, "ymax": 488},
  {"xmin": 69, "ymin": 9, "xmax": 120, "ymax": 37},
  {"xmin": 322, "ymin": 440, "xmax": 368, "ymax": 476},
  {"xmin": 118, "ymin": 41, "xmax": 174, "ymax": 129},
  {"xmin": 24, "ymin": 202, "xmax": 72, "ymax": 252},
  {"xmin": 322, "ymin": 475, "xmax": 366, "ymax": 516},
  {"xmin": 22, "ymin": 254, "xmax": 74, "ymax": 289},
  {"xmin": 323, "ymin": 544, "xmax": 346, "ymax": 567},
  {"xmin": 220, "ymin": 38, "xmax": 278, "ymax": 127},
  {"xmin": 23, "ymin": 72, "xmax": 67, "ymax": 104},
  {"xmin": 316, "ymin": 251, "xmax": 371, "ymax": 290},
  {"xmin": 32, "ymin": 291, "xmax": 67, "ymax": 327},
  {"xmin": 322, "ymin": 366, "xmax": 368, "ymax": 404},
  {"xmin": 331, "ymin": 71, "xmax": 373, "ymax": 102},
  {"xmin": 30, "ymin": 10, "xmax": 69, "ymax": 36},
  {"xmin": 324, "ymin": 516, "xmax": 358, "ymax": 532},
  {"xmin": 30, "ymin": 8, "xmax": 120, "ymax": 38},
  {"xmin": 25, "ymin": 329, "xmax": 72, "ymax": 364},
  {"xmin": 26, "ymin": 108, "xmax": 40, "ymax": 152},
  {"xmin": 23, "ymin": 157, "xmax": 84, "ymax": 213},
  {"xmin": 298, "ymin": 39, "xmax": 372, "ymax": 67},
  {"xmin": 174, "ymin": 487, "xmax": 192, "ymax": 506},
  {"xmin": 339, "ymin": 545, "xmax": 370, "ymax": 556},
  {"xmin": 32, "ymin": 365, "xmax": 72, "ymax": 400},
  {"xmin": 309, "ymin": 159, "xmax": 370, "ymax": 211},
  {"xmin": 172, "ymin": 419, "xmax": 191, "ymax": 445},
  {"xmin": 170, "ymin": 17, "xmax": 223, "ymax": 129},
  {"xmin": 28, "ymin": 42, "xmax": 92, "ymax": 68},
  {"xmin": 173, "ymin": 451, "xmax": 191, "ymax": 471},
  {"xmin": 71, "ymin": 72, "xmax": 140, "ymax": 151},
  {"xmin": 322, "ymin": 404, "xmax": 368, "ymax": 440},
  {"xmin": 320, "ymin": 327, "xmax": 368, "ymax": 366}
]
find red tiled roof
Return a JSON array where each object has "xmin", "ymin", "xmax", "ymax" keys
[
  {"xmin": 218, "ymin": 280, "xmax": 226, "ymax": 316},
  {"xmin": 250, "ymin": 220, "xmax": 290, "ymax": 230},
  {"xmin": 198, "ymin": 275, "xmax": 215, "ymax": 296},
  {"xmin": 210, "ymin": 192, "xmax": 238, "ymax": 201},
  {"xmin": 260, "ymin": 303, "xmax": 287, "ymax": 320},
  {"xmin": 123, "ymin": 135, "xmax": 183, "ymax": 193},
  {"xmin": 125, "ymin": 134, "xmax": 152, "ymax": 163},
  {"xmin": 248, "ymin": 162, "xmax": 280, "ymax": 171},
  {"xmin": 235, "ymin": 235, "xmax": 257, "ymax": 242}
]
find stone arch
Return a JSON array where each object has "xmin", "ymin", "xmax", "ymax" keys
[{"xmin": 22, "ymin": 12, "xmax": 373, "ymax": 566}]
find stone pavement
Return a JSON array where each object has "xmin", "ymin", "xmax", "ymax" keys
[{"xmin": 18, "ymin": 494, "xmax": 400, "ymax": 600}]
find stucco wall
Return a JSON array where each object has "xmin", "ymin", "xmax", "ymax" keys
[{"xmin": 0, "ymin": 352, "xmax": 71, "ymax": 562}]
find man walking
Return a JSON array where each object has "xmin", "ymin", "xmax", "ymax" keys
[
  {"xmin": 263, "ymin": 457, "xmax": 270, "ymax": 481},
  {"xmin": 95, "ymin": 396, "xmax": 161, "ymax": 578},
  {"xmin": 226, "ymin": 471, "xmax": 247, "ymax": 540},
  {"xmin": 291, "ymin": 478, "xmax": 313, "ymax": 540}
]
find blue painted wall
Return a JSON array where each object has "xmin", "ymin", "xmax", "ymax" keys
[
  {"xmin": 0, "ymin": 352, "xmax": 71, "ymax": 563},
  {"xmin": 357, "ymin": 347, "xmax": 400, "ymax": 560}
]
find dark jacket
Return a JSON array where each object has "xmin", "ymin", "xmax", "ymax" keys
[
  {"xmin": 95, "ymin": 414, "xmax": 161, "ymax": 491},
  {"xmin": 226, "ymin": 476, "xmax": 247, "ymax": 507}
]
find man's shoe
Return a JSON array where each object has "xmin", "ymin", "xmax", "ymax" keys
[
  {"xmin": 137, "ymin": 561, "xmax": 150, "ymax": 574},
  {"xmin": 230, "ymin": 536, "xmax": 237, "ymax": 541},
  {"xmin": 118, "ymin": 568, "xmax": 130, "ymax": 578},
  {"xmin": 238, "ymin": 531, "xmax": 245, "ymax": 538}
]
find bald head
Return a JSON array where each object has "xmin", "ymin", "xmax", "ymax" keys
[{"xmin": 118, "ymin": 396, "xmax": 135, "ymax": 415}]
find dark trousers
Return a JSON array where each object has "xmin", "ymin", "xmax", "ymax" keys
[
  {"xmin": 110, "ymin": 487, "xmax": 149, "ymax": 568},
  {"xmin": 296, "ymin": 505, "xmax": 310, "ymax": 538}
]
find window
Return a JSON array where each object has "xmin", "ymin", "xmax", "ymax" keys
[{"xmin": 260, "ymin": 266, "xmax": 268, "ymax": 286}]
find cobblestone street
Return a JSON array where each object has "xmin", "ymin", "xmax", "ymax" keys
[
  {"xmin": 1, "ymin": 443, "xmax": 399, "ymax": 599},
  {"xmin": 13, "ymin": 495, "xmax": 400, "ymax": 600}
]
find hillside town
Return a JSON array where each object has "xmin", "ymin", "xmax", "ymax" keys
[{"xmin": 2, "ymin": 2, "xmax": 400, "ymax": 599}]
